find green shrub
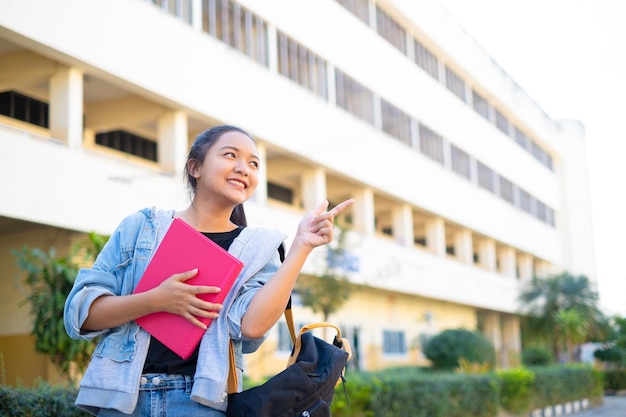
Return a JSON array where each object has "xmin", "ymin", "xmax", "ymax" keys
[
  {"xmin": 521, "ymin": 346, "xmax": 553, "ymax": 366},
  {"xmin": 604, "ymin": 369, "xmax": 626, "ymax": 391},
  {"xmin": 0, "ymin": 382, "xmax": 89, "ymax": 417},
  {"xmin": 530, "ymin": 365, "xmax": 603, "ymax": 409},
  {"xmin": 422, "ymin": 328, "xmax": 496, "ymax": 371},
  {"xmin": 497, "ymin": 368, "xmax": 535, "ymax": 415}
]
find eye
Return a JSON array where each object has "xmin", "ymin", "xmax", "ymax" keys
[
  {"xmin": 249, "ymin": 160, "xmax": 259, "ymax": 169},
  {"xmin": 224, "ymin": 151, "xmax": 236, "ymax": 158}
]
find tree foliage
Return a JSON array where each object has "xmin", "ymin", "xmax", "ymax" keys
[
  {"xmin": 296, "ymin": 224, "xmax": 354, "ymax": 323},
  {"xmin": 517, "ymin": 272, "xmax": 606, "ymax": 360},
  {"xmin": 13, "ymin": 232, "xmax": 108, "ymax": 383}
]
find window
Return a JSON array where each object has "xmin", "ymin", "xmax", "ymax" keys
[
  {"xmin": 375, "ymin": 6, "xmax": 406, "ymax": 54},
  {"xmin": 514, "ymin": 127, "xmax": 529, "ymax": 149},
  {"xmin": 150, "ymin": 0, "xmax": 192, "ymax": 23},
  {"xmin": 383, "ymin": 330, "xmax": 406, "ymax": 355},
  {"xmin": 0, "ymin": 90, "xmax": 49, "ymax": 128},
  {"xmin": 518, "ymin": 188, "xmax": 532, "ymax": 213},
  {"xmin": 267, "ymin": 182, "xmax": 294, "ymax": 204},
  {"xmin": 445, "ymin": 66, "xmax": 466, "ymax": 101},
  {"xmin": 450, "ymin": 144, "xmax": 471, "ymax": 179},
  {"xmin": 95, "ymin": 130, "xmax": 157, "ymax": 161},
  {"xmin": 472, "ymin": 90, "xmax": 490, "ymax": 120},
  {"xmin": 499, "ymin": 176, "xmax": 514, "ymax": 204},
  {"xmin": 418, "ymin": 124, "xmax": 444, "ymax": 165},
  {"xmin": 334, "ymin": 0, "xmax": 369, "ymax": 25},
  {"xmin": 203, "ymin": 0, "xmax": 268, "ymax": 66},
  {"xmin": 335, "ymin": 69, "xmax": 375, "ymax": 125},
  {"xmin": 276, "ymin": 321, "xmax": 305, "ymax": 352},
  {"xmin": 381, "ymin": 98, "xmax": 412, "ymax": 146},
  {"xmin": 495, "ymin": 110, "xmax": 510, "ymax": 136},
  {"xmin": 414, "ymin": 40, "xmax": 439, "ymax": 79},
  {"xmin": 277, "ymin": 32, "xmax": 328, "ymax": 99},
  {"xmin": 477, "ymin": 161, "xmax": 494, "ymax": 193}
]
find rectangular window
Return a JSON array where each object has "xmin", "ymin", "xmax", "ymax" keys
[
  {"xmin": 445, "ymin": 66, "xmax": 466, "ymax": 101},
  {"xmin": 0, "ymin": 90, "xmax": 49, "ymax": 128},
  {"xmin": 414, "ymin": 40, "xmax": 439, "ymax": 79},
  {"xmin": 499, "ymin": 176, "xmax": 514, "ymax": 204},
  {"xmin": 418, "ymin": 123, "xmax": 444, "ymax": 165},
  {"xmin": 375, "ymin": 6, "xmax": 407, "ymax": 54},
  {"xmin": 276, "ymin": 32, "xmax": 328, "ymax": 100},
  {"xmin": 495, "ymin": 110, "xmax": 510, "ymax": 136},
  {"xmin": 472, "ymin": 89, "xmax": 490, "ymax": 120},
  {"xmin": 514, "ymin": 127, "xmax": 529, "ymax": 149},
  {"xmin": 335, "ymin": 69, "xmax": 375, "ymax": 125},
  {"xmin": 150, "ymin": 0, "xmax": 192, "ymax": 23},
  {"xmin": 267, "ymin": 182, "xmax": 294, "ymax": 204},
  {"xmin": 95, "ymin": 130, "xmax": 157, "ymax": 162},
  {"xmin": 450, "ymin": 144, "xmax": 471, "ymax": 179},
  {"xmin": 203, "ymin": 0, "xmax": 268, "ymax": 66},
  {"xmin": 477, "ymin": 161, "xmax": 494, "ymax": 193},
  {"xmin": 518, "ymin": 188, "xmax": 532, "ymax": 213},
  {"xmin": 383, "ymin": 330, "xmax": 406, "ymax": 355},
  {"xmin": 381, "ymin": 98, "xmax": 412, "ymax": 146},
  {"xmin": 334, "ymin": 0, "xmax": 369, "ymax": 25}
]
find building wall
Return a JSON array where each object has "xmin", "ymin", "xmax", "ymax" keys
[{"xmin": 0, "ymin": 0, "xmax": 594, "ymax": 385}]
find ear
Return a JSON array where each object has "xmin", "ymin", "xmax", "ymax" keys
[{"xmin": 187, "ymin": 159, "xmax": 201, "ymax": 178}]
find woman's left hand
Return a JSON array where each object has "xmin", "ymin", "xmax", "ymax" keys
[{"xmin": 294, "ymin": 199, "xmax": 355, "ymax": 250}]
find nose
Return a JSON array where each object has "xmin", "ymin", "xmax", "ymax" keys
[{"xmin": 234, "ymin": 159, "xmax": 249, "ymax": 176}]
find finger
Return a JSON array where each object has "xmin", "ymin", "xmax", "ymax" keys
[
  {"xmin": 312, "ymin": 200, "xmax": 330, "ymax": 216},
  {"xmin": 191, "ymin": 285, "xmax": 222, "ymax": 295},
  {"xmin": 174, "ymin": 268, "xmax": 198, "ymax": 282},
  {"xmin": 329, "ymin": 199, "xmax": 355, "ymax": 217}
]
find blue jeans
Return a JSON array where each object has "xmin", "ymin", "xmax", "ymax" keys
[{"xmin": 97, "ymin": 374, "xmax": 225, "ymax": 417}]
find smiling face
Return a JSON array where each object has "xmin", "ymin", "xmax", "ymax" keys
[{"xmin": 188, "ymin": 129, "xmax": 260, "ymax": 209}]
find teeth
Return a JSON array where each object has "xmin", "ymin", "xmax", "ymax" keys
[{"xmin": 228, "ymin": 179, "xmax": 245, "ymax": 188}]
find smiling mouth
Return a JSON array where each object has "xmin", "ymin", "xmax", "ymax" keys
[{"xmin": 228, "ymin": 179, "xmax": 247, "ymax": 189}]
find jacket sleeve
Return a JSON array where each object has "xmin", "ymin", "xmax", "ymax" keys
[
  {"xmin": 63, "ymin": 213, "xmax": 143, "ymax": 341},
  {"xmin": 228, "ymin": 248, "xmax": 282, "ymax": 354}
]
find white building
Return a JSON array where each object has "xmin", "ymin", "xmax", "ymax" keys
[{"xmin": 0, "ymin": 0, "xmax": 596, "ymax": 384}]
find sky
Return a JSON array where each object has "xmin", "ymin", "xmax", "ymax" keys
[{"xmin": 435, "ymin": 0, "xmax": 626, "ymax": 316}]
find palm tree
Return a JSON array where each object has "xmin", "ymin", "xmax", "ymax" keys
[
  {"xmin": 518, "ymin": 272, "xmax": 604, "ymax": 361},
  {"xmin": 553, "ymin": 308, "xmax": 589, "ymax": 362}
]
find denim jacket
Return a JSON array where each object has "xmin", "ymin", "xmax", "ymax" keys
[{"xmin": 64, "ymin": 207, "xmax": 286, "ymax": 415}]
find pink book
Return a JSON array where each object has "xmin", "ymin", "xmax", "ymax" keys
[{"xmin": 133, "ymin": 217, "xmax": 244, "ymax": 359}]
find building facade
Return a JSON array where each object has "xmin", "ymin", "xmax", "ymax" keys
[{"xmin": 0, "ymin": 0, "xmax": 596, "ymax": 385}]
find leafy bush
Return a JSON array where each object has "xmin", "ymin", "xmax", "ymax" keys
[
  {"xmin": 604, "ymin": 369, "xmax": 626, "ymax": 391},
  {"xmin": 0, "ymin": 382, "xmax": 89, "ymax": 417},
  {"xmin": 422, "ymin": 328, "xmax": 496, "ymax": 371},
  {"xmin": 522, "ymin": 346, "xmax": 554, "ymax": 366},
  {"xmin": 497, "ymin": 368, "xmax": 535, "ymax": 415},
  {"xmin": 594, "ymin": 346, "xmax": 626, "ymax": 366}
]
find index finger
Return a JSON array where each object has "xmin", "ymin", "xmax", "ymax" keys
[{"xmin": 329, "ymin": 199, "xmax": 355, "ymax": 217}]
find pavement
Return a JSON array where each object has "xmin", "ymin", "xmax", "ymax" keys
[{"xmin": 571, "ymin": 396, "xmax": 626, "ymax": 417}]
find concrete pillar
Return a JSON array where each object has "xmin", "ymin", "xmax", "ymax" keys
[
  {"xmin": 351, "ymin": 188, "xmax": 375, "ymax": 235},
  {"xmin": 300, "ymin": 167, "xmax": 326, "ymax": 211},
  {"xmin": 501, "ymin": 315, "xmax": 522, "ymax": 367},
  {"xmin": 498, "ymin": 246, "xmax": 517, "ymax": 278},
  {"xmin": 518, "ymin": 253, "xmax": 534, "ymax": 281},
  {"xmin": 190, "ymin": 0, "xmax": 202, "ymax": 31},
  {"xmin": 454, "ymin": 229, "xmax": 473, "ymax": 264},
  {"xmin": 392, "ymin": 204, "xmax": 414, "ymax": 247},
  {"xmin": 426, "ymin": 217, "xmax": 446, "ymax": 257},
  {"xmin": 267, "ymin": 24, "xmax": 278, "ymax": 73},
  {"xmin": 478, "ymin": 238, "xmax": 497, "ymax": 271},
  {"xmin": 249, "ymin": 142, "xmax": 267, "ymax": 204},
  {"xmin": 49, "ymin": 66, "xmax": 83, "ymax": 150},
  {"xmin": 482, "ymin": 312, "xmax": 502, "ymax": 363},
  {"xmin": 157, "ymin": 111, "xmax": 188, "ymax": 174}
]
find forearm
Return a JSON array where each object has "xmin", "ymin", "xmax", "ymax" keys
[
  {"xmin": 240, "ymin": 240, "xmax": 312, "ymax": 338},
  {"xmin": 81, "ymin": 291, "xmax": 158, "ymax": 331}
]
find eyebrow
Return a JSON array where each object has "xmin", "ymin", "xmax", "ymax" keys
[{"xmin": 219, "ymin": 145, "xmax": 260, "ymax": 161}]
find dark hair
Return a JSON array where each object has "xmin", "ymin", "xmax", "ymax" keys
[{"xmin": 184, "ymin": 125, "xmax": 255, "ymax": 227}]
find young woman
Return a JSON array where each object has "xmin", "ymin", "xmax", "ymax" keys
[{"xmin": 64, "ymin": 125, "xmax": 354, "ymax": 416}]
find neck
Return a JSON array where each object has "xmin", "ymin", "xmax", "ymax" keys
[{"xmin": 177, "ymin": 201, "xmax": 237, "ymax": 233}]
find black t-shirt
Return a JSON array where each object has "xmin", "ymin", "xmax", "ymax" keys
[{"xmin": 142, "ymin": 226, "xmax": 244, "ymax": 375}]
